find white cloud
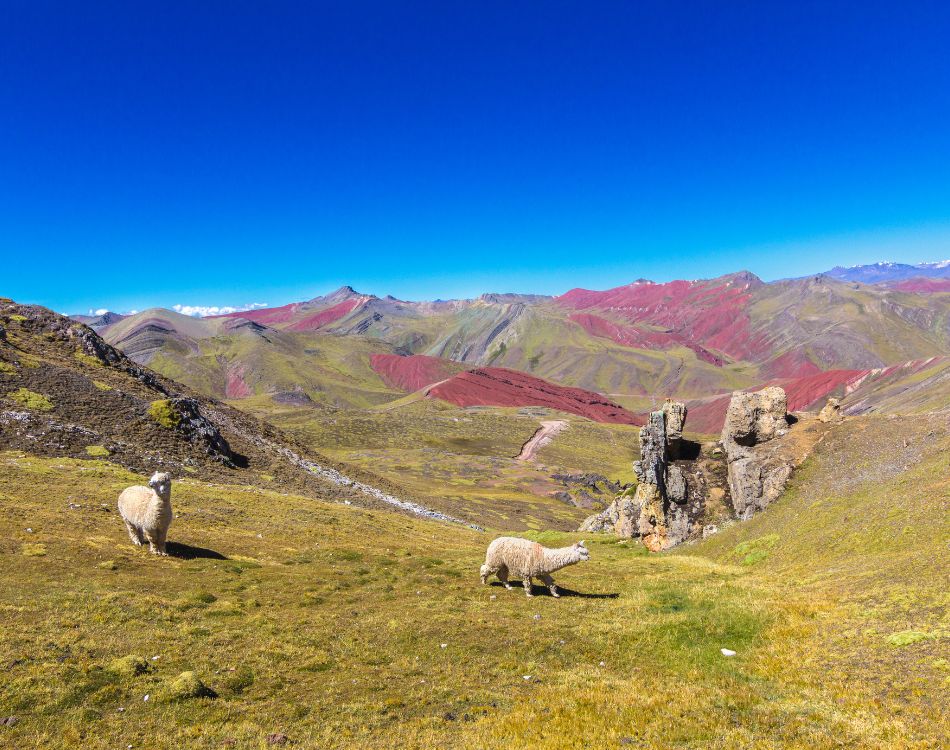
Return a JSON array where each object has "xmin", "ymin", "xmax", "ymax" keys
[
  {"xmin": 172, "ymin": 302, "xmax": 269, "ymax": 318},
  {"xmin": 94, "ymin": 308, "xmax": 109, "ymax": 316}
]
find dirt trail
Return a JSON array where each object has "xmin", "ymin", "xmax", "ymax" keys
[{"xmin": 516, "ymin": 420, "xmax": 568, "ymax": 461}]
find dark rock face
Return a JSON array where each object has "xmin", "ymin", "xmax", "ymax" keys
[
  {"xmin": 551, "ymin": 472, "xmax": 626, "ymax": 509},
  {"xmin": 272, "ymin": 390, "xmax": 314, "ymax": 406},
  {"xmin": 168, "ymin": 398, "xmax": 234, "ymax": 464}
]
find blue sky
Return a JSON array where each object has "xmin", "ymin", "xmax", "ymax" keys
[{"xmin": 2, "ymin": 1, "xmax": 950, "ymax": 314}]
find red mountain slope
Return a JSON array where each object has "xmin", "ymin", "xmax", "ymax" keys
[
  {"xmin": 557, "ymin": 274, "xmax": 767, "ymax": 361},
  {"xmin": 369, "ymin": 354, "xmax": 465, "ymax": 392},
  {"xmin": 286, "ymin": 299, "xmax": 363, "ymax": 332},
  {"xmin": 886, "ymin": 278, "xmax": 950, "ymax": 293},
  {"xmin": 427, "ymin": 367, "xmax": 643, "ymax": 425}
]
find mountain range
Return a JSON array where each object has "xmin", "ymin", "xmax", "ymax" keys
[{"xmin": 71, "ymin": 266, "xmax": 949, "ymax": 431}]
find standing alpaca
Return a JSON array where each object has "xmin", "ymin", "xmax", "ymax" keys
[
  {"xmin": 118, "ymin": 471, "xmax": 173, "ymax": 555},
  {"xmin": 480, "ymin": 537, "xmax": 590, "ymax": 597}
]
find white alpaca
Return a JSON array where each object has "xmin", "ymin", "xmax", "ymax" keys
[
  {"xmin": 118, "ymin": 471, "xmax": 173, "ymax": 555},
  {"xmin": 480, "ymin": 537, "xmax": 590, "ymax": 597}
]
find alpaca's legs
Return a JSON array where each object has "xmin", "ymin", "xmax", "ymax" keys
[
  {"xmin": 497, "ymin": 566, "xmax": 513, "ymax": 590},
  {"xmin": 125, "ymin": 521, "xmax": 145, "ymax": 546},
  {"xmin": 540, "ymin": 573, "xmax": 559, "ymax": 597},
  {"xmin": 522, "ymin": 576, "xmax": 534, "ymax": 597},
  {"xmin": 144, "ymin": 528, "xmax": 168, "ymax": 556}
]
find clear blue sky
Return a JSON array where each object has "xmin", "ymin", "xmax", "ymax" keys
[{"xmin": 3, "ymin": 1, "xmax": 950, "ymax": 314}]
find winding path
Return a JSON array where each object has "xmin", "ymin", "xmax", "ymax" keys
[{"xmin": 516, "ymin": 420, "xmax": 568, "ymax": 461}]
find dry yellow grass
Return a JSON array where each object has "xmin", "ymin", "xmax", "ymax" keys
[{"xmin": 0, "ymin": 444, "xmax": 943, "ymax": 749}]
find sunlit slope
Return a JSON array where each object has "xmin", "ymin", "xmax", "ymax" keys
[
  {"xmin": 692, "ymin": 413, "xmax": 950, "ymax": 735},
  {"xmin": 99, "ymin": 276, "xmax": 950, "ymax": 413},
  {"xmin": 747, "ymin": 277, "xmax": 950, "ymax": 376},
  {"xmin": 1, "ymin": 451, "xmax": 943, "ymax": 749}
]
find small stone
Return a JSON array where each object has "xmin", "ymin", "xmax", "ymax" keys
[
  {"xmin": 489, "ymin": 595, "xmax": 497, "ymax": 600},
  {"xmin": 143, "ymin": 694, "xmax": 150, "ymax": 702},
  {"xmin": 26, "ymin": 528, "xmax": 33, "ymax": 533},
  {"xmin": 721, "ymin": 648, "xmax": 736, "ymax": 657},
  {"xmin": 0, "ymin": 716, "xmax": 18, "ymax": 726},
  {"xmin": 440, "ymin": 643, "xmax": 447, "ymax": 649},
  {"xmin": 522, "ymin": 675, "xmax": 532, "ymax": 680},
  {"xmin": 266, "ymin": 733, "xmax": 289, "ymax": 746},
  {"xmin": 599, "ymin": 661, "xmax": 606, "ymax": 667},
  {"xmin": 533, "ymin": 614, "xmax": 541, "ymax": 620},
  {"xmin": 117, "ymin": 707, "xmax": 125, "ymax": 713}
]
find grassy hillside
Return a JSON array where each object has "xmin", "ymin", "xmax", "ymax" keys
[
  {"xmin": 0, "ymin": 428, "xmax": 945, "ymax": 748},
  {"xmin": 692, "ymin": 413, "xmax": 949, "ymax": 738},
  {"xmin": 240, "ymin": 398, "xmax": 641, "ymax": 530}
]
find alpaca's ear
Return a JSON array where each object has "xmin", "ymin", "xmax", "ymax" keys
[{"xmin": 578, "ymin": 540, "xmax": 587, "ymax": 548}]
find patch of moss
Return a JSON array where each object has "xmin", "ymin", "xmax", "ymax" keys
[
  {"xmin": 147, "ymin": 399, "xmax": 180, "ymax": 429},
  {"xmin": 158, "ymin": 671, "xmax": 217, "ymax": 702},
  {"xmin": 21, "ymin": 542, "xmax": 47, "ymax": 557},
  {"xmin": 730, "ymin": 533, "xmax": 780, "ymax": 566},
  {"xmin": 107, "ymin": 655, "xmax": 151, "ymax": 678},
  {"xmin": 8, "ymin": 314, "xmax": 27, "ymax": 323},
  {"xmin": 85, "ymin": 445, "xmax": 110, "ymax": 457},
  {"xmin": 886, "ymin": 630, "xmax": 935, "ymax": 647},
  {"xmin": 74, "ymin": 352, "xmax": 103, "ymax": 368},
  {"xmin": 7, "ymin": 387, "xmax": 53, "ymax": 412},
  {"xmin": 0, "ymin": 361, "xmax": 16, "ymax": 375},
  {"xmin": 91, "ymin": 380, "xmax": 112, "ymax": 391}
]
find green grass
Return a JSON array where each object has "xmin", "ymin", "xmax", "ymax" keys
[
  {"xmin": 256, "ymin": 399, "xmax": 638, "ymax": 530},
  {"xmin": 0, "ymin": 449, "xmax": 942, "ymax": 748},
  {"xmin": 85, "ymin": 445, "xmax": 111, "ymax": 457},
  {"xmin": 6, "ymin": 387, "xmax": 54, "ymax": 411},
  {"xmin": 692, "ymin": 414, "xmax": 949, "ymax": 737},
  {"xmin": 73, "ymin": 351, "xmax": 103, "ymax": 368},
  {"xmin": 0, "ymin": 361, "xmax": 16, "ymax": 374},
  {"xmin": 147, "ymin": 399, "xmax": 181, "ymax": 429}
]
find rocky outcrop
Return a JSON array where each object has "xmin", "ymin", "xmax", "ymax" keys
[
  {"xmin": 168, "ymin": 398, "xmax": 235, "ymax": 465},
  {"xmin": 721, "ymin": 386, "xmax": 794, "ymax": 518},
  {"xmin": 818, "ymin": 397, "xmax": 842, "ymax": 423},
  {"xmin": 552, "ymin": 472, "xmax": 625, "ymax": 510},
  {"xmin": 579, "ymin": 400, "xmax": 713, "ymax": 550},
  {"xmin": 721, "ymin": 386, "xmax": 788, "ymax": 447}
]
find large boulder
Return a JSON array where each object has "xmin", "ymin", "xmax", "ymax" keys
[
  {"xmin": 818, "ymin": 397, "xmax": 843, "ymax": 423},
  {"xmin": 722, "ymin": 386, "xmax": 788, "ymax": 447},
  {"xmin": 661, "ymin": 398, "xmax": 687, "ymax": 458},
  {"xmin": 721, "ymin": 386, "xmax": 795, "ymax": 518}
]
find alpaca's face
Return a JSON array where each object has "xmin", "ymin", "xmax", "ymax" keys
[
  {"xmin": 148, "ymin": 471, "xmax": 172, "ymax": 494},
  {"xmin": 575, "ymin": 541, "xmax": 590, "ymax": 561}
]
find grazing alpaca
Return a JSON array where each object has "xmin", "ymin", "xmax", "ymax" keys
[
  {"xmin": 480, "ymin": 537, "xmax": 590, "ymax": 597},
  {"xmin": 118, "ymin": 471, "xmax": 173, "ymax": 555}
]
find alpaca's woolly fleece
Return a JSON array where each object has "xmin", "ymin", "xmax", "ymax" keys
[
  {"xmin": 118, "ymin": 471, "xmax": 173, "ymax": 555},
  {"xmin": 480, "ymin": 537, "xmax": 590, "ymax": 597}
]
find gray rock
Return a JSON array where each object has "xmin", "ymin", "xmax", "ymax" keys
[
  {"xmin": 818, "ymin": 397, "xmax": 842, "ymax": 423},
  {"xmin": 721, "ymin": 386, "xmax": 795, "ymax": 518},
  {"xmin": 666, "ymin": 465, "xmax": 688, "ymax": 504},
  {"xmin": 722, "ymin": 386, "xmax": 788, "ymax": 447}
]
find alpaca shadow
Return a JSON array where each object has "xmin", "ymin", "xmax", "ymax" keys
[
  {"xmin": 488, "ymin": 582, "xmax": 619, "ymax": 599},
  {"xmin": 166, "ymin": 542, "xmax": 228, "ymax": 560}
]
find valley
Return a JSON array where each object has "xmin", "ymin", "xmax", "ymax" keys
[{"xmin": 1, "ymin": 266, "xmax": 947, "ymax": 749}]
